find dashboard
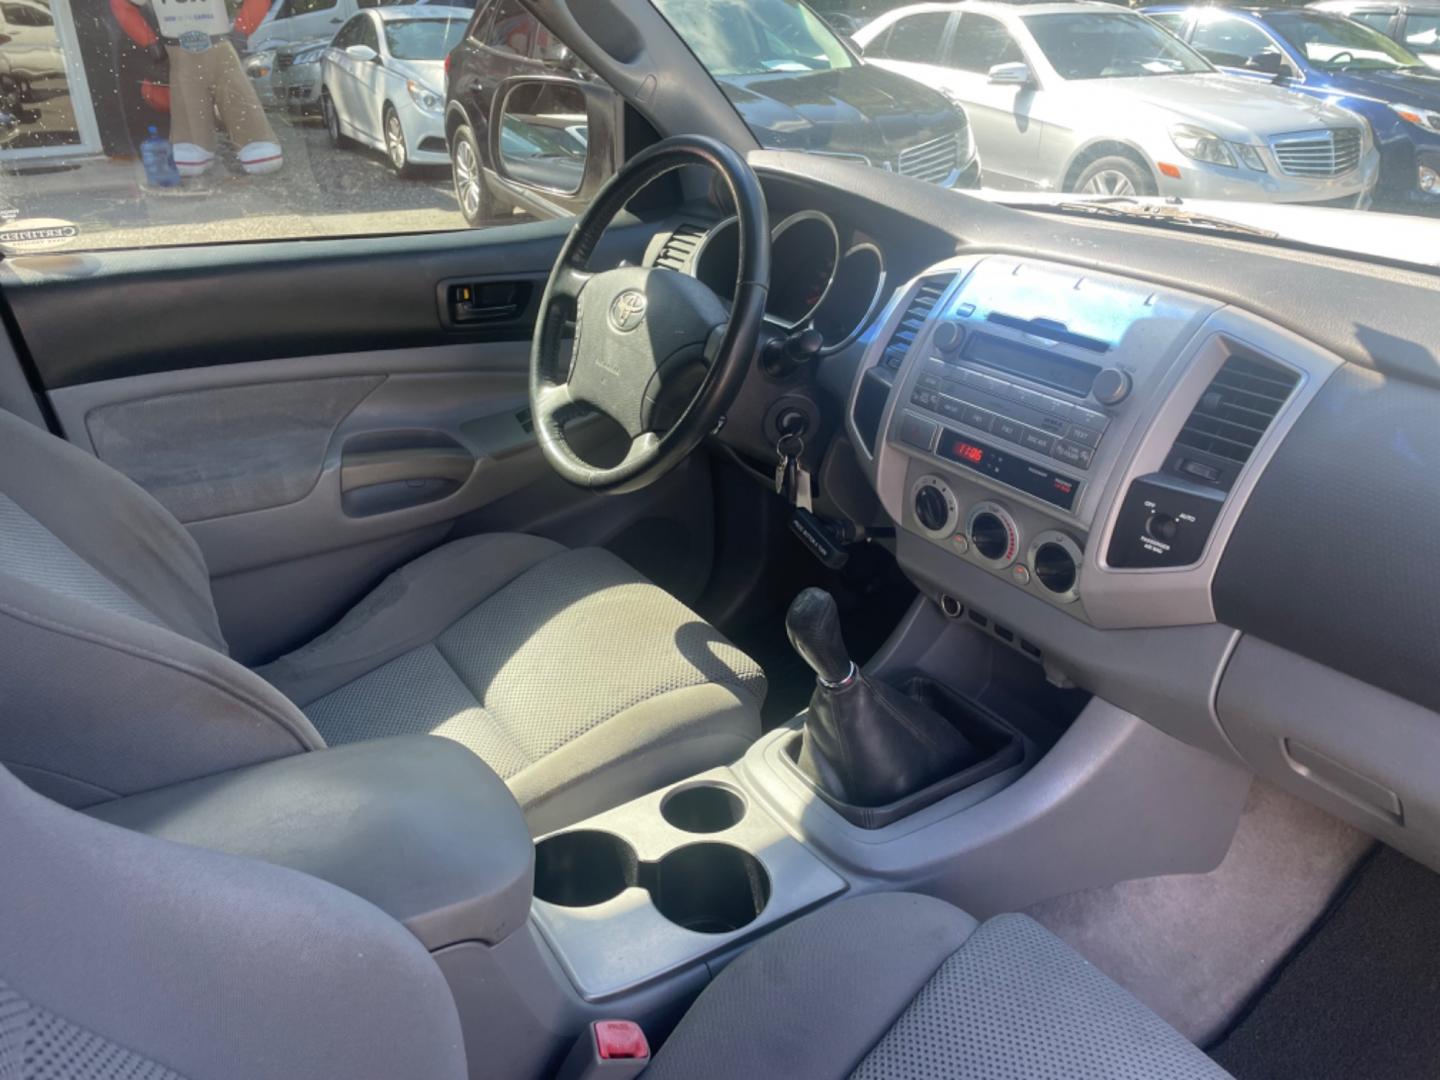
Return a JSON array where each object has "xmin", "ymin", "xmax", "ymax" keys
[
  {"xmin": 639, "ymin": 154, "xmax": 1440, "ymax": 874},
  {"xmin": 850, "ymin": 253, "xmax": 1337, "ymax": 632}
]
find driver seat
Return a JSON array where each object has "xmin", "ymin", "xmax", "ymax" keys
[{"xmin": 0, "ymin": 407, "xmax": 764, "ymax": 832}]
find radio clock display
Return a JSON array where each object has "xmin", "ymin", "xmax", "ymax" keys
[
  {"xmin": 937, "ymin": 429, "xmax": 1080, "ymax": 512},
  {"xmin": 951, "ymin": 440, "xmax": 986, "ymax": 465}
]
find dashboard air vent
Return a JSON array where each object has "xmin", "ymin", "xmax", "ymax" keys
[
  {"xmin": 880, "ymin": 275, "xmax": 950, "ymax": 370},
  {"xmin": 1166, "ymin": 354, "xmax": 1299, "ymax": 490},
  {"xmin": 653, "ymin": 223, "xmax": 707, "ymax": 272}
]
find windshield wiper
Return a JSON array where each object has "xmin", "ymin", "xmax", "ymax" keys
[{"xmin": 1022, "ymin": 199, "xmax": 1279, "ymax": 238}]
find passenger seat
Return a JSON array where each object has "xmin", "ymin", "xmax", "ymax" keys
[
  {"xmin": 0, "ymin": 757, "xmax": 1229, "ymax": 1079},
  {"xmin": 648, "ymin": 892, "xmax": 1231, "ymax": 1079}
]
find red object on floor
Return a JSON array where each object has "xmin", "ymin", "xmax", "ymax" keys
[{"xmin": 594, "ymin": 1021, "xmax": 649, "ymax": 1060}]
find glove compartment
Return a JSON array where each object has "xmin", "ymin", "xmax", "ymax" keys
[{"xmin": 1216, "ymin": 635, "xmax": 1440, "ymax": 871}]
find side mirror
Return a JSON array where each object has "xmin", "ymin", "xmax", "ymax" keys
[
  {"xmin": 987, "ymin": 61, "xmax": 1033, "ymax": 86},
  {"xmin": 488, "ymin": 74, "xmax": 616, "ymax": 199},
  {"xmin": 1246, "ymin": 50, "xmax": 1285, "ymax": 75},
  {"xmin": 345, "ymin": 44, "xmax": 379, "ymax": 63}
]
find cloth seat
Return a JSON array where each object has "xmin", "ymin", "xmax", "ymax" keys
[
  {"xmin": 0, "ymin": 407, "xmax": 763, "ymax": 830},
  {"xmin": 649, "ymin": 893, "xmax": 1233, "ymax": 1080},
  {"xmin": 257, "ymin": 534, "xmax": 765, "ymax": 832}
]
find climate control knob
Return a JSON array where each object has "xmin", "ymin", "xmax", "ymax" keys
[
  {"xmin": 965, "ymin": 501, "xmax": 1019, "ymax": 568},
  {"xmin": 911, "ymin": 476, "xmax": 959, "ymax": 539},
  {"xmin": 1028, "ymin": 531, "xmax": 1083, "ymax": 604},
  {"xmin": 1092, "ymin": 367, "xmax": 1133, "ymax": 406},
  {"xmin": 915, "ymin": 486, "xmax": 949, "ymax": 532}
]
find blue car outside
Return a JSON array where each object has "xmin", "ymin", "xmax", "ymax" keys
[{"xmin": 1144, "ymin": 5, "xmax": 1440, "ymax": 205}]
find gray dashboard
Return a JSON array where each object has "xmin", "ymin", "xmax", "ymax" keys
[
  {"xmin": 806, "ymin": 212, "xmax": 1440, "ymax": 871},
  {"xmin": 849, "ymin": 254, "xmax": 1341, "ymax": 632}
]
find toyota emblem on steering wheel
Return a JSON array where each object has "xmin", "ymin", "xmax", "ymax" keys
[{"xmin": 608, "ymin": 290, "xmax": 648, "ymax": 333}]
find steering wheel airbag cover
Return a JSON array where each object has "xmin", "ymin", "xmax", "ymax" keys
[{"xmin": 530, "ymin": 135, "xmax": 769, "ymax": 493}]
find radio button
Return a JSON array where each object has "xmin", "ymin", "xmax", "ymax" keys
[
  {"xmin": 937, "ymin": 396, "xmax": 966, "ymax": 422},
  {"xmin": 993, "ymin": 417, "xmax": 1023, "ymax": 443},
  {"xmin": 959, "ymin": 404, "xmax": 994, "ymax": 432},
  {"xmin": 1038, "ymin": 415, "xmax": 1067, "ymax": 436},
  {"xmin": 1065, "ymin": 424, "xmax": 1101, "ymax": 449},
  {"xmin": 1037, "ymin": 395, "xmax": 1070, "ymax": 416},
  {"xmin": 1071, "ymin": 407, "xmax": 1109, "ymax": 432},
  {"xmin": 911, "ymin": 389, "xmax": 940, "ymax": 410},
  {"xmin": 1019, "ymin": 428, "xmax": 1055, "ymax": 455},
  {"xmin": 899, "ymin": 413, "xmax": 939, "ymax": 452},
  {"xmin": 1051, "ymin": 440, "xmax": 1093, "ymax": 470},
  {"xmin": 917, "ymin": 373, "xmax": 943, "ymax": 391}
]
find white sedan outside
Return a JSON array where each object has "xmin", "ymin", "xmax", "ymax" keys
[{"xmin": 321, "ymin": 6, "xmax": 471, "ymax": 177}]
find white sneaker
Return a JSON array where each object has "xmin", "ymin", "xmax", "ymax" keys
[{"xmin": 238, "ymin": 141, "xmax": 283, "ymax": 175}]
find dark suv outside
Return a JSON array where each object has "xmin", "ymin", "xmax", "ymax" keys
[{"xmin": 444, "ymin": 0, "xmax": 981, "ymax": 226}]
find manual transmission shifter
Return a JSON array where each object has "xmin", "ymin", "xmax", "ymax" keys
[{"xmin": 788, "ymin": 588, "xmax": 982, "ymax": 809}]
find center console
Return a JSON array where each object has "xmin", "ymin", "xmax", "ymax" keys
[{"xmin": 848, "ymin": 254, "xmax": 1339, "ymax": 633}]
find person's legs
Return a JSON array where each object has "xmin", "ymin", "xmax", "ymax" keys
[
  {"xmin": 211, "ymin": 42, "xmax": 282, "ymax": 175},
  {"xmin": 165, "ymin": 47, "xmax": 216, "ymax": 177}
]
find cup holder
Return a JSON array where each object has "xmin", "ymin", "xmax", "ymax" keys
[
  {"xmin": 651, "ymin": 843, "xmax": 771, "ymax": 934},
  {"xmin": 533, "ymin": 830, "xmax": 639, "ymax": 908},
  {"xmin": 533, "ymin": 830, "xmax": 772, "ymax": 935},
  {"xmin": 660, "ymin": 783, "xmax": 747, "ymax": 834}
]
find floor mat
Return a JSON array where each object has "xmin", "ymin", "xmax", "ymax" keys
[
  {"xmin": 1027, "ymin": 781, "xmax": 1371, "ymax": 1044},
  {"xmin": 1210, "ymin": 846, "xmax": 1440, "ymax": 1079}
]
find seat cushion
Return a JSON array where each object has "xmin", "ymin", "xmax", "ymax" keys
[
  {"xmin": 258, "ymin": 534, "xmax": 765, "ymax": 832},
  {"xmin": 648, "ymin": 895, "xmax": 1232, "ymax": 1080}
]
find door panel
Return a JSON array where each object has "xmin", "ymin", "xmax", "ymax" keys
[{"xmin": 5, "ymin": 221, "xmax": 715, "ymax": 666}]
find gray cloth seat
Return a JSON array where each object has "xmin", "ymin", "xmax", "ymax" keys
[
  {"xmin": 0, "ymin": 761, "xmax": 468, "ymax": 1080},
  {"xmin": 0, "ymin": 407, "xmax": 764, "ymax": 831},
  {"xmin": 649, "ymin": 893, "xmax": 1234, "ymax": 1080}
]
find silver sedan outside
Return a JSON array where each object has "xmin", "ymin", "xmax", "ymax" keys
[
  {"xmin": 854, "ymin": 1, "xmax": 1379, "ymax": 204},
  {"xmin": 320, "ymin": 6, "xmax": 470, "ymax": 177}
]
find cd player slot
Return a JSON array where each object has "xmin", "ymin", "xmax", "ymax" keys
[
  {"xmin": 984, "ymin": 312, "xmax": 1111, "ymax": 354},
  {"xmin": 962, "ymin": 331, "xmax": 1101, "ymax": 399}
]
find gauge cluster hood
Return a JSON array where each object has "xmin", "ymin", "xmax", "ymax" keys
[{"xmin": 717, "ymin": 64, "xmax": 962, "ymax": 160}]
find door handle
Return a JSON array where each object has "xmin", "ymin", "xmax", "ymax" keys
[{"xmin": 340, "ymin": 446, "xmax": 475, "ymax": 492}]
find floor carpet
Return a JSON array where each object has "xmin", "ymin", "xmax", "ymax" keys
[
  {"xmin": 1028, "ymin": 781, "xmax": 1372, "ymax": 1044},
  {"xmin": 1210, "ymin": 845, "xmax": 1440, "ymax": 1079}
]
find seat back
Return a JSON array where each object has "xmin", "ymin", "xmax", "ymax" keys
[
  {"xmin": 0, "ymin": 762, "xmax": 468, "ymax": 1080},
  {"xmin": 0, "ymin": 409, "xmax": 322, "ymax": 807}
]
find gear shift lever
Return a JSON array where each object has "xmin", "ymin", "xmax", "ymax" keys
[
  {"xmin": 788, "ymin": 588, "xmax": 980, "ymax": 808},
  {"xmin": 785, "ymin": 587, "xmax": 856, "ymax": 689}
]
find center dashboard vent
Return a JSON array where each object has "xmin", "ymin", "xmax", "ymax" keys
[
  {"xmin": 880, "ymin": 275, "xmax": 951, "ymax": 370},
  {"xmin": 653, "ymin": 223, "xmax": 708, "ymax": 272},
  {"xmin": 1166, "ymin": 353, "xmax": 1299, "ymax": 490}
]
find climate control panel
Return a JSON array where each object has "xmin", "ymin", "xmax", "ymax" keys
[{"xmin": 909, "ymin": 473, "xmax": 1086, "ymax": 609}]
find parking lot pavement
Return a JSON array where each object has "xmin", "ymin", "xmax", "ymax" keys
[{"xmin": 0, "ymin": 110, "xmax": 471, "ymax": 250}]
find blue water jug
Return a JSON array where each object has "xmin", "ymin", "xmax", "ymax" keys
[{"xmin": 140, "ymin": 126, "xmax": 181, "ymax": 188}]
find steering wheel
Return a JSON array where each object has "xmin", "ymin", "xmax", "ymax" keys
[
  {"xmin": 531, "ymin": 135, "xmax": 770, "ymax": 494},
  {"xmin": 1328, "ymin": 50, "xmax": 1355, "ymax": 66}
]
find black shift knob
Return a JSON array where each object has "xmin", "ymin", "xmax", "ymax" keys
[{"xmin": 786, "ymin": 588, "xmax": 854, "ymax": 687}]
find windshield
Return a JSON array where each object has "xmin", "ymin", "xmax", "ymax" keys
[
  {"xmin": 0, "ymin": 0, "xmax": 1435, "ymax": 270},
  {"xmin": 1024, "ymin": 12, "xmax": 1213, "ymax": 79},
  {"xmin": 649, "ymin": 0, "xmax": 853, "ymax": 77},
  {"xmin": 384, "ymin": 17, "xmax": 467, "ymax": 61},
  {"xmin": 1266, "ymin": 11, "xmax": 1425, "ymax": 71}
]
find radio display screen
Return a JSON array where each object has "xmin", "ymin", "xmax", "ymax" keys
[
  {"xmin": 938, "ymin": 430, "xmax": 1079, "ymax": 511},
  {"xmin": 961, "ymin": 331, "xmax": 1099, "ymax": 398}
]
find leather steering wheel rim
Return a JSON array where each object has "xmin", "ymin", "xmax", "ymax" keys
[{"xmin": 530, "ymin": 134, "xmax": 770, "ymax": 494}]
